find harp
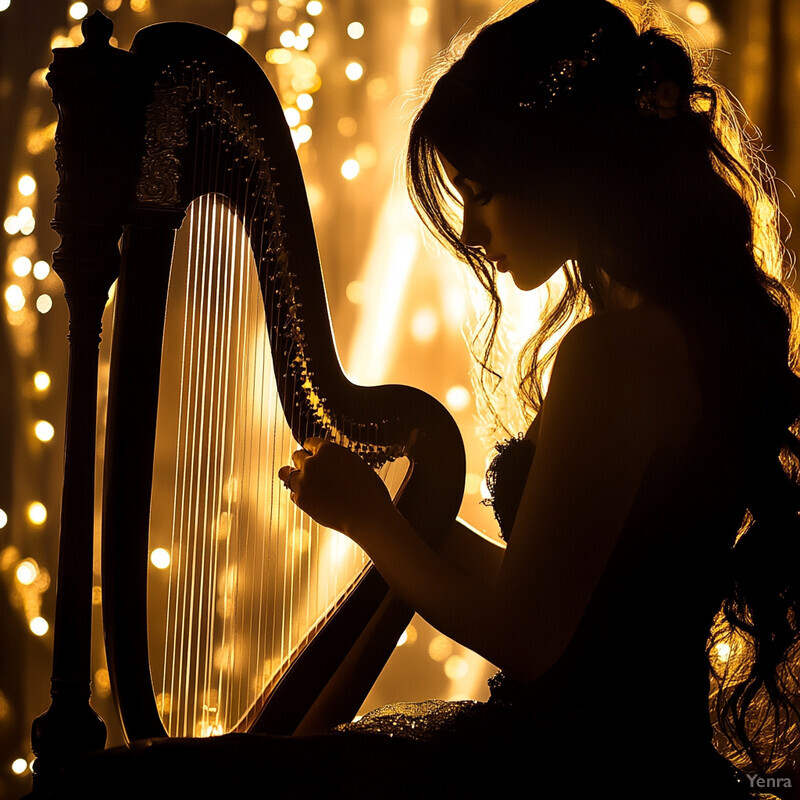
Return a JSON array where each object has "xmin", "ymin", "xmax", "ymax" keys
[{"xmin": 31, "ymin": 11, "xmax": 464, "ymax": 789}]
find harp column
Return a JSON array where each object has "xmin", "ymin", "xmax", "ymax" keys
[{"xmin": 30, "ymin": 13, "xmax": 144, "ymax": 793}]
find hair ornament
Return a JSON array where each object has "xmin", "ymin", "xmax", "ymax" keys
[
  {"xmin": 518, "ymin": 28, "xmax": 604, "ymax": 111},
  {"xmin": 634, "ymin": 31, "xmax": 694, "ymax": 119}
]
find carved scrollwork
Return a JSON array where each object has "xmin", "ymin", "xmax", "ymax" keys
[{"xmin": 135, "ymin": 84, "xmax": 192, "ymax": 205}]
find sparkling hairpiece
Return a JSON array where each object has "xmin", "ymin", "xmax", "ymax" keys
[{"xmin": 518, "ymin": 29, "xmax": 604, "ymax": 112}]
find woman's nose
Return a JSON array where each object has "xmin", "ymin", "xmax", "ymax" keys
[{"xmin": 459, "ymin": 208, "xmax": 489, "ymax": 250}]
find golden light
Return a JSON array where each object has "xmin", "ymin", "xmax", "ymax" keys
[
  {"xmin": 298, "ymin": 22, "xmax": 315, "ymax": 38},
  {"xmin": 445, "ymin": 385, "xmax": 471, "ymax": 412},
  {"xmin": 345, "ymin": 280, "xmax": 365, "ymax": 304},
  {"xmin": 297, "ymin": 124, "xmax": 312, "ymax": 143},
  {"xmin": 4, "ymin": 216, "xmax": 20, "ymax": 235},
  {"xmin": 33, "ymin": 260, "xmax": 50, "ymax": 280},
  {"xmin": 428, "ymin": 635, "xmax": 452, "ymax": 662},
  {"xmin": 347, "ymin": 21, "xmax": 365, "ymax": 40},
  {"xmin": 444, "ymin": 654, "xmax": 469, "ymax": 680},
  {"xmin": 34, "ymin": 420, "xmax": 55, "ymax": 442},
  {"xmin": 18, "ymin": 207, "xmax": 34, "ymax": 235},
  {"xmin": 296, "ymin": 93, "xmax": 313, "ymax": 111},
  {"xmin": 50, "ymin": 35, "xmax": 74, "ymax": 50},
  {"xmin": 36, "ymin": 294, "xmax": 53, "ymax": 314},
  {"xmin": 227, "ymin": 27, "xmax": 245, "ymax": 44},
  {"xmin": 94, "ymin": 668, "xmax": 111, "ymax": 698},
  {"xmin": 686, "ymin": 2, "xmax": 710, "ymax": 25},
  {"xmin": 103, "ymin": 0, "xmax": 123, "ymax": 10},
  {"xmin": 266, "ymin": 48, "xmax": 292, "ymax": 65},
  {"xmin": 11, "ymin": 759, "xmax": 28, "ymax": 775},
  {"xmin": 17, "ymin": 175, "xmax": 36, "ymax": 196},
  {"xmin": 27, "ymin": 502, "xmax": 47, "ymax": 525},
  {"xmin": 0, "ymin": 508, "xmax": 7, "ymax": 529},
  {"xmin": 396, "ymin": 630, "xmax": 408, "ymax": 647},
  {"xmin": 284, "ymin": 107, "xmax": 301, "ymax": 127},
  {"xmin": 68, "ymin": 2, "xmax": 88, "ymax": 20},
  {"xmin": 411, "ymin": 308, "xmax": 438, "ymax": 343},
  {"xmin": 337, "ymin": 116, "xmax": 357, "ymax": 137},
  {"xmin": 465, "ymin": 473, "xmax": 482, "ymax": 495},
  {"xmin": 294, "ymin": 36, "xmax": 309, "ymax": 51},
  {"xmin": 277, "ymin": 5, "xmax": 296, "ymax": 22},
  {"xmin": 30, "ymin": 617, "xmax": 49, "ymax": 636},
  {"xmin": 150, "ymin": 547, "xmax": 171, "ymax": 569},
  {"xmin": 354, "ymin": 142, "xmax": 377, "ymax": 168},
  {"xmin": 306, "ymin": 1, "xmax": 322, "ymax": 16},
  {"xmin": 5, "ymin": 285, "xmax": 25, "ymax": 312},
  {"xmin": 279, "ymin": 30, "xmax": 296, "ymax": 48},
  {"xmin": 0, "ymin": 1, "xmax": 10, "ymax": 12},
  {"xmin": 130, "ymin": 0, "xmax": 150, "ymax": 13},
  {"xmin": 341, "ymin": 159, "xmax": 360, "ymax": 180},
  {"xmin": 410, "ymin": 6, "xmax": 429, "ymax": 26},
  {"xmin": 33, "ymin": 371, "xmax": 50, "ymax": 391},
  {"xmin": 345, "ymin": 61, "xmax": 364, "ymax": 81},
  {"xmin": 12, "ymin": 256, "xmax": 32, "ymax": 277},
  {"xmin": 715, "ymin": 642, "xmax": 731, "ymax": 663},
  {"xmin": 15, "ymin": 559, "xmax": 38, "ymax": 586}
]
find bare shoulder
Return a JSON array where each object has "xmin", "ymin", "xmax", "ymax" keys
[{"xmin": 552, "ymin": 306, "xmax": 701, "ymax": 442}]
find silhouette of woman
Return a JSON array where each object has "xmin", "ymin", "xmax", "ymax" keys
[
  {"xmin": 278, "ymin": 0, "xmax": 800, "ymax": 796},
  {"xmin": 58, "ymin": 1, "xmax": 800, "ymax": 798}
]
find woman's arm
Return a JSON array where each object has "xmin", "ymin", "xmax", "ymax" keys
[{"xmin": 285, "ymin": 308, "xmax": 699, "ymax": 680}]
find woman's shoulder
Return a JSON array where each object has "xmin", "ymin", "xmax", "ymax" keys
[{"xmin": 554, "ymin": 305, "xmax": 702, "ymax": 442}]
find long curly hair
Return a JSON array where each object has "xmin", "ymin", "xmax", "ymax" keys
[{"xmin": 406, "ymin": 0, "xmax": 800, "ymax": 775}]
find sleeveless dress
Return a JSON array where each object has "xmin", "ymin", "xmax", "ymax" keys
[{"xmin": 333, "ymin": 433, "xmax": 753, "ymax": 798}]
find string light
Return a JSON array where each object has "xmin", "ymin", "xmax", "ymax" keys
[
  {"xmin": 5, "ymin": 285, "xmax": 25, "ymax": 312},
  {"xmin": 15, "ymin": 559, "xmax": 38, "ymax": 586},
  {"xmin": 341, "ymin": 159, "xmax": 360, "ymax": 180},
  {"xmin": 345, "ymin": 61, "xmax": 364, "ymax": 81},
  {"xmin": 411, "ymin": 308, "xmax": 438, "ymax": 343},
  {"xmin": 33, "ymin": 371, "xmax": 50, "ymax": 391},
  {"xmin": 227, "ymin": 27, "xmax": 245, "ymax": 44},
  {"xmin": 347, "ymin": 21, "xmax": 365, "ymax": 40},
  {"xmin": 36, "ymin": 294, "xmax": 53, "ymax": 314},
  {"xmin": 279, "ymin": 30, "xmax": 295, "ymax": 48},
  {"xmin": 4, "ymin": 216, "xmax": 21, "ymax": 235},
  {"xmin": 266, "ymin": 48, "xmax": 292, "ymax": 65},
  {"xmin": 17, "ymin": 175, "xmax": 36, "ymax": 196},
  {"xmin": 345, "ymin": 280, "xmax": 365, "ymax": 304},
  {"xmin": 337, "ymin": 117, "xmax": 357, "ymax": 137},
  {"xmin": 293, "ymin": 36, "xmax": 309, "ymax": 51},
  {"xmin": 103, "ymin": 0, "xmax": 122, "ymax": 10},
  {"xmin": 298, "ymin": 22, "xmax": 314, "ymax": 38},
  {"xmin": 296, "ymin": 93, "xmax": 313, "ymax": 111},
  {"xmin": 284, "ymin": 107, "xmax": 301, "ymax": 127},
  {"xmin": 306, "ymin": 1, "xmax": 322, "ymax": 16},
  {"xmin": 33, "ymin": 260, "xmax": 50, "ymax": 280},
  {"xmin": 686, "ymin": 2, "xmax": 710, "ymax": 25},
  {"xmin": 444, "ymin": 654, "xmax": 469, "ymax": 680},
  {"xmin": 0, "ymin": 508, "xmax": 7, "ymax": 529},
  {"xmin": 12, "ymin": 256, "xmax": 32, "ymax": 277},
  {"xmin": 445, "ymin": 385, "xmax": 471, "ymax": 412},
  {"xmin": 297, "ymin": 124, "xmax": 312, "ymax": 143},
  {"xmin": 11, "ymin": 759, "xmax": 28, "ymax": 775},
  {"xmin": 34, "ymin": 420, "xmax": 55, "ymax": 442},
  {"xmin": 150, "ymin": 548, "xmax": 171, "ymax": 569},
  {"xmin": 409, "ymin": 6, "xmax": 429, "ymax": 26},
  {"xmin": 68, "ymin": 2, "xmax": 88, "ymax": 20},
  {"xmin": 0, "ymin": 0, "xmax": 11, "ymax": 11},
  {"xmin": 130, "ymin": 0, "xmax": 150, "ymax": 13},
  {"xmin": 27, "ymin": 502, "xmax": 47, "ymax": 525},
  {"xmin": 30, "ymin": 617, "xmax": 49, "ymax": 636}
]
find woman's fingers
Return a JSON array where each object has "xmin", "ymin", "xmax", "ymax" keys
[
  {"xmin": 277, "ymin": 465, "xmax": 300, "ymax": 493},
  {"xmin": 303, "ymin": 436, "xmax": 329, "ymax": 454},
  {"xmin": 291, "ymin": 448, "xmax": 311, "ymax": 468}
]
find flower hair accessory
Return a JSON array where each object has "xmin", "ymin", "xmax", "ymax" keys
[{"xmin": 634, "ymin": 32, "xmax": 694, "ymax": 119}]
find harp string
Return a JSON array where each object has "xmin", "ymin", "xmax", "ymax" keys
[{"xmin": 151, "ymin": 101, "xmax": 377, "ymax": 738}]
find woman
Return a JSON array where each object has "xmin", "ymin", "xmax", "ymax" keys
[{"xmin": 278, "ymin": 0, "xmax": 800, "ymax": 796}]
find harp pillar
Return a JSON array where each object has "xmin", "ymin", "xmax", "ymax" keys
[{"xmin": 30, "ymin": 12, "xmax": 144, "ymax": 793}]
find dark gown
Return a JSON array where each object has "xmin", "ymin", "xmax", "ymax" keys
[{"xmin": 56, "ymin": 434, "xmax": 754, "ymax": 799}]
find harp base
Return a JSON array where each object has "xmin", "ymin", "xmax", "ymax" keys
[{"xmin": 30, "ymin": 679, "xmax": 107, "ymax": 796}]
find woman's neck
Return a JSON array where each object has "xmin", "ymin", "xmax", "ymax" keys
[{"xmin": 596, "ymin": 269, "xmax": 644, "ymax": 312}]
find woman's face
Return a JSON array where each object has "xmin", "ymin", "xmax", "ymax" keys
[{"xmin": 440, "ymin": 153, "xmax": 576, "ymax": 291}]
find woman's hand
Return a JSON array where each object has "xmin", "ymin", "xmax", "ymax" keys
[{"xmin": 277, "ymin": 438, "xmax": 395, "ymax": 543}]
